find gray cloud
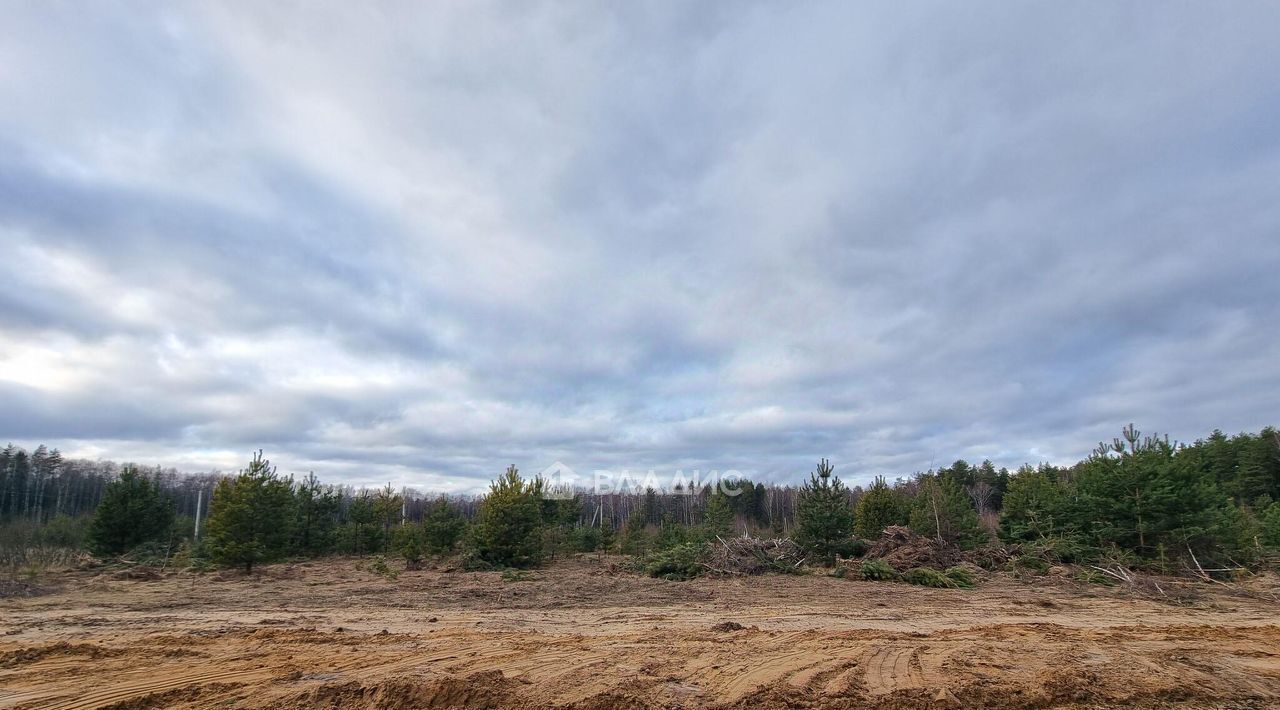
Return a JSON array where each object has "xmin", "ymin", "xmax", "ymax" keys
[{"xmin": 1, "ymin": 2, "xmax": 1278, "ymax": 490}]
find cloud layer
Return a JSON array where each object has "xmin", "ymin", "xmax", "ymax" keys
[{"xmin": 2, "ymin": 2, "xmax": 1278, "ymax": 491}]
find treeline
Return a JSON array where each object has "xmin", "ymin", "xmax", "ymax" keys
[
  {"xmin": 997, "ymin": 426, "xmax": 1280, "ymax": 564},
  {"xmin": 78, "ymin": 454, "xmax": 784, "ymax": 571},
  {"xmin": 0, "ymin": 445, "xmax": 221, "ymax": 524},
  {"xmin": 9, "ymin": 424, "xmax": 1280, "ymax": 576},
  {"xmin": 0, "ymin": 447, "xmax": 793, "ymax": 530},
  {"xmin": 0, "ymin": 445, "xmax": 805, "ymax": 548},
  {"xmin": 2, "ymin": 445, "xmax": 111, "ymax": 522},
  {"xmin": 805, "ymin": 425, "xmax": 1280, "ymax": 569},
  {"xmin": 609, "ymin": 426, "xmax": 1280, "ymax": 577}
]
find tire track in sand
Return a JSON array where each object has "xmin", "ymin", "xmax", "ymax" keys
[
  {"xmin": 10, "ymin": 667, "xmax": 274, "ymax": 710},
  {"xmin": 716, "ymin": 648, "xmax": 831, "ymax": 700},
  {"xmin": 863, "ymin": 645, "xmax": 924, "ymax": 695}
]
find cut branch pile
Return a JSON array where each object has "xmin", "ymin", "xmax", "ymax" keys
[
  {"xmin": 865, "ymin": 526, "xmax": 963, "ymax": 571},
  {"xmin": 700, "ymin": 537, "xmax": 806, "ymax": 576}
]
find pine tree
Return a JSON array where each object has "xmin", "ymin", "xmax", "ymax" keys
[
  {"xmin": 1261, "ymin": 498, "xmax": 1280, "ymax": 548},
  {"xmin": 597, "ymin": 518, "xmax": 616, "ymax": 552},
  {"xmin": 555, "ymin": 494, "xmax": 584, "ymax": 527},
  {"xmin": 571, "ymin": 525, "xmax": 603, "ymax": 552},
  {"xmin": 854, "ymin": 476, "xmax": 907, "ymax": 539},
  {"xmin": 909, "ymin": 473, "xmax": 985, "ymax": 548},
  {"xmin": 640, "ymin": 486, "xmax": 659, "ymax": 526},
  {"xmin": 0, "ymin": 444, "xmax": 13, "ymax": 518},
  {"xmin": 1070, "ymin": 429, "xmax": 1239, "ymax": 559},
  {"xmin": 470, "ymin": 465, "xmax": 543, "ymax": 568},
  {"xmin": 1196, "ymin": 430, "xmax": 1240, "ymax": 498},
  {"xmin": 205, "ymin": 451, "xmax": 295, "ymax": 573},
  {"xmin": 751, "ymin": 482, "xmax": 769, "ymax": 526},
  {"xmin": 374, "ymin": 484, "xmax": 402, "ymax": 555},
  {"xmin": 27, "ymin": 445, "xmax": 47, "ymax": 522},
  {"xmin": 794, "ymin": 458, "xmax": 855, "ymax": 563},
  {"xmin": 293, "ymin": 472, "xmax": 339, "ymax": 556},
  {"xmin": 938, "ymin": 459, "xmax": 975, "ymax": 489},
  {"xmin": 999, "ymin": 465, "xmax": 1065, "ymax": 541},
  {"xmin": 421, "ymin": 497, "xmax": 466, "ymax": 555},
  {"xmin": 86, "ymin": 466, "xmax": 175, "ymax": 557},
  {"xmin": 654, "ymin": 513, "xmax": 688, "ymax": 550},
  {"xmin": 536, "ymin": 490, "xmax": 582, "ymax": 561},
  {"xmin": 393, "ymin": 524, "xmax": 425, "ymax": 570},
  {"xmin": 619, "ymin": 508, "xmax": 652, "ymax": 555},
  {"xmin": 1233, "ymin": 431, "xmax": 1280, "ymax": 505},
  {"xmin": 701, "ymin": 491, "xmax": 735, "ymax": 540},
  {"xmin": 342, "ymin": 492, "xmax": 381, "ymax": 555},
  {"xmin": 44, "ymin": 448, "xmax": 64, "ymax": 518},
  {"xmin": 7, "ymin": 450, "xmax": 29, "ymax": 520}
]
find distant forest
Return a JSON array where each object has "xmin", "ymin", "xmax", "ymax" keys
[
  {"xmin": 3, "ymin": 425, "xmax": 1279, "ymax": 574},
  {"xmin": 0, "ymin": 444, "xmax": 804, "ymax": 530},
  {"xmin": 3, "ymin": 428, "xmax": 1279, "ymax": 531},
  {"xmin": 3, "ymin": 447, "xmax": 855, "ymax": 531}
]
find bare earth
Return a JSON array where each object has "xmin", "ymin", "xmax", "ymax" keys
[{"xmin": 1, "ymin": 557, "xmax": 1278, "ymax": 709}]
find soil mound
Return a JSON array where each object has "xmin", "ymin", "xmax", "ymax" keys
[
  {"xmin": 0, "ymin": 577, "xmax": 51, "ymax": 599},
  {"xmin": 100, "ymin": 682, "xmax": 245, "ymax": 709},
  {"xmin": 110, "ymin": 566, "xmax": 165, "ymax": 581},
  {"xmin": 710, "ymin": 621, "xmax": 747, "ymax": 632},
  {"xmin": 272, "ymin": 670, "xmax": 523, "ymax": 709},
  {"xmin": 0, "ymin": 641, "xmax": 123, "ymax": 668}
]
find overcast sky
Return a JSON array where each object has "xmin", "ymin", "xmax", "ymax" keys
[{"xmin": 2, "ymin": 3, "xmax": 1278, "ymax": 492}]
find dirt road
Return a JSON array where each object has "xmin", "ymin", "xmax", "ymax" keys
[{"xmin": 1, "ymin": 558, "xmax": 1277, "ymax": 708}]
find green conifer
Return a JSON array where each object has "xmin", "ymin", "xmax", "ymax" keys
[
  {"xmin": 470, "ymin": 465, "xmax": 543, "ymax": 568},
  {"xmin": 205, "ymin": 451, "xmax": 295, "ymax": 572},
  {"xmin": 794, "ymin": 458, "xmax": 855, "ymax": 563},
  {"xmin": 854, "ymin": 476, "xmax": 907, "ymax": 539},
  {"xmin": 87, "ymin": 466, "xmax": 174, "ymax": 557}
]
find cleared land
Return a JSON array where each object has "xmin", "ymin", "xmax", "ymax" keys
[{"xmin": 1, "ymin": 558, "xmax": 1278, "ymax": 709}]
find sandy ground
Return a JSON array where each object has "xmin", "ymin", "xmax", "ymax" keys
[{"xmin": 0, "ymin": 557, "xmax": 1277, "ymax": 709}]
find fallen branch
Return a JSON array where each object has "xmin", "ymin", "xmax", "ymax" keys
[
  {"xmin": 1185, "ymin": 546, "xmax": 1233, "ymax": 587},
  {"xmin": 1088, "ymin": 564, "xmax": 1133, "ymax": 584}
]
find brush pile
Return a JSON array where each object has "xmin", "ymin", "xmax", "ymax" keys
[
  {"xmin": 865, "ymin": 526, "xmax": 963, "ymax": 571},
  {"xmin": 700, "ymin": 537, "xmax": 806, "ymax": 576}
]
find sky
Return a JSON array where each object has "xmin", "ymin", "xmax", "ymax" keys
[{"xmin": 1, "ymin": 2, "xmax": 1278, "ymax": 493}]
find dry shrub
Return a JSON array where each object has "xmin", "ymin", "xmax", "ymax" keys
[{"xmin": 0, "ymin": 546, "xmax": 91, "ymax": 580}]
